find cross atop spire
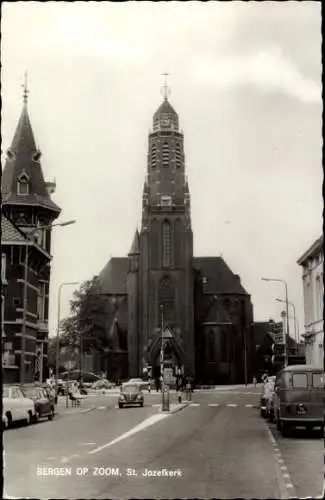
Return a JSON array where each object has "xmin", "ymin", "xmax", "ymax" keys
[
  {"xmin": 22, "ymin": 71, "xmax": 29, "ymax": 105},
  {"xmin": 161, "ymin": 72, "xmax": 171, "ymax": 100}
]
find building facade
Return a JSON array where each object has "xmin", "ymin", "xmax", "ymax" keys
[
  {"xmin": 297, "ymin": 235, "xmax": 324, "ymax": 368},
  {"xmin": 97, "ymin": 92, "xmax": 255, "ymax": 384},
  {"xmin": 1, "ymin": 96, "xmax": 61, "ymax": 383}
]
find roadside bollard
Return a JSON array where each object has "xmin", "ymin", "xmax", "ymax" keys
[
  {"xmin": 178, "ymin": 392, "xmax": 182, "ymax": 404},
  {"xmin": 162, "ymin": 385, "xmax": 170, "ymax": 411}
]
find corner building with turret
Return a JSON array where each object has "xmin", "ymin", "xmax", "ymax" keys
[{"xmin": 99, "ymin": 93, "xmax": 255, "ymax": 385}]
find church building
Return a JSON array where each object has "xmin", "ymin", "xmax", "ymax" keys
[{"xmin": 98, "ymin": 86, "xmax": 255, "ymax": 385}]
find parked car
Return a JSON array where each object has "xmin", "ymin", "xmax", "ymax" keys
[
  {"xmin": 43, "ymin": 384, "xmax": 57, "ymax": 405},
  {"xmin": 273, "ymin": 364, "xmax": 324, "ymax": 436},
  {"xmin": 118, "ymin": 383, "xmax": 144, "ymax": 408},
  {"xmin": 260, "ymin": 376, "xmax": 276, "ymax": 418},
  {"xmin": 127, "ymin": 378, "xmax": 149, "ymax": 391},
  {"xmin": 2, "ymin": 385, "xmax": 36, "ymax": 427},
  {"xmin": 22, "ymin": 386, "xmax": 55, "ymax": 422},
  {"xmin": 265, "ymin": 378, "xmax": 276, "ymax": 421}
]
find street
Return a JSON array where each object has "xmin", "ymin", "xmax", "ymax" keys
[{"xmin": 4, "ymin": 386, "xmax": 323, "ymax": 499}]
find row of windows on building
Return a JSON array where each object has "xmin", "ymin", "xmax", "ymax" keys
[
  {"xmin": 2, "ymin": 252, "xmax": 47, "ymax": 322},
  {"xmin": 304, "ymin": 271, "xmax": 323, "ymax": 325}
]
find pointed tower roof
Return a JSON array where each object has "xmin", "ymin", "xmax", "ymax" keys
[
  {"xmin": 153, "ymin": 97, "xmax": 178, "ymax": 119},
  {"xmin": 1, "ymin": 100, "xmax": 61, "ymax": 214},
  {"xmin": 128, "ymin": 229, "xmax": 140, "ymax": 255},
  {"xmin": 152, "ymin": 74, "xmax": 179, "ymax": 132}
]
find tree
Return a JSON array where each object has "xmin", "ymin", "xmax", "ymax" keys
[{"xmin": 60, "ymin": 275, "xmax": 111, "ymax": 354}]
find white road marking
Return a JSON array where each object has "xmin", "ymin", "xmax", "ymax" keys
[
  {"xmin": 46, "ymin": 456, "xmax": 56, "ymax": 460},
  {"xmin": 208, "ymin": 403, "xmax": 219, "ymax": 406},
  {"xmin": 78, "ymin": 442, "xmax": 96, "ymax": 446},
  {"xmin": 227, "ymin": 403, "xmax": 238, "ymax": 407},
  {"xmin": 245, "ymin": 404, "xmax": 253, "ymax": 407},
  {"xmin": 189, "ymin": 403, "xmax": 200, "ymax": 406},
  {"xmin": 97, "ymin": 406, "xmax": 106, "ymax": 410},
  {"xmin": 152, "ymin": 404, "xmax": 161, "ymax": 407},
  {"xmin": 88, "ymin": 413, "xmax": 168, "ymax": 455}
]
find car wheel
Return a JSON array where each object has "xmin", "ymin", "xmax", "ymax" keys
[
  {"xmin": 26, "ymin": 411, "xmax": 33, "ymax": 426},
  {"xmin": 140, "ymin": 402, "xmax": 144, "ymax": 407},
  {"xmin": 6, "ymin": 413, "xmax": 12, "ymax": 428},
  {"xmin": 281, "ymin": 422, "xmax": 291, "ymax": 437},
  {"xmin": 48, "ymin": 408, "xmax": 55, "ymax": 421},
  {"xmin": 260, "ymin": 408, "xmax": 266, "ymax": 418},
  {"xmin": 118, "ymin": 403, "xmax": 123, "ymax": 409},
  {"xmin": 268, "ymin": 410, "xmax": 274, "ymax": 423}
]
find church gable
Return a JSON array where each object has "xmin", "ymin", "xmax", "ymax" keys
[
  {"xmin": 98, "ymin": 257, "xmax": 128, "ymax": 295},
  {"xmin": 193, "ymin": 257, "xmax": 248, "ymax": 296}
]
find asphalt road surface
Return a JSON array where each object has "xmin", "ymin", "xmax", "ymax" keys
[{"xmin": 4, "ymin": 386, "xmax": 323, "ymax": 499}]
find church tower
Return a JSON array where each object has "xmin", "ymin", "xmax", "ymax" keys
[
  {"xmin": 139, "ymin": 79, "xmax": 195, "ymax": 377},
  {"xmin": 1, "ymin": 78, "xmax": 61, "ymax": 382}
]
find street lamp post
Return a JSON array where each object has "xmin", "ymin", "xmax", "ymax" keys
[
  {"xmin": 262, "ymin": 277, "xmax": 289, "ymax": 368},
  {"xmin": 20, "ymin": 220, "xmax": 76, "ymax": 385},
  {"xmin": 55, "ymin": 281, "xmax": 79, "ymax": 391}
]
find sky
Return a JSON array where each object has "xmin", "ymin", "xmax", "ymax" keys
[{"xmin": 1, "ymin": 1, "xmax": 322, "ymax": 341}]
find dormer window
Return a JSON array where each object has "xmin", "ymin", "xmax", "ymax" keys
[
  {"xmin": 32, "ymin": 150, "xmax": 42, "ymax": 162},
  {"xmin": 6, "ymin": 149, "xmax": 16, "ymax": 161},
  {"xmin": 17, "ymin": 173, "xmax": 29, "ymax": 196}
]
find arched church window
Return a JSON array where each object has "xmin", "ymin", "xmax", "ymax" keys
[
  {"xmin": 158, "ymin": 276, "xmax": 175, "ymax": 327},
  {"xmin": 151, "ymin": 218, "xmax": 160, "ymax": 268},
  {"xmin": 174, "ymin": 219, "xmax": 183, "ymax": 267},
  {"xmin": 162, "ymin": 220, "xmax": 172, "ymax": 268}
]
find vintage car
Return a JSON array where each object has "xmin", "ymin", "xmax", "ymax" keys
[
  {"xmin": 3, "ymin": 385, "xmax": 36, "ymax": 427},
  {"xmin": 260, "ymin": 376, "xmax": 276, "ymax": 418},
  {"xmin": 118, "ymin": 383, "xmax": 144, "ymax": 408},
  {"xmin": 22, "ymin": 386, "xmax": 55, "ymax": 422},
  {"xmin": 273, "ymin": 364, "xmax": 324, "ymax": 436}
]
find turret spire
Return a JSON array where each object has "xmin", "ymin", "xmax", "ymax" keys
[
  {"xmin": 22, "ymin": 71, "xmax": 29, "ymax": 105},
  {"xmin": 161, "ymin": 72, "xmax": 171, "ymax": 101}
]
